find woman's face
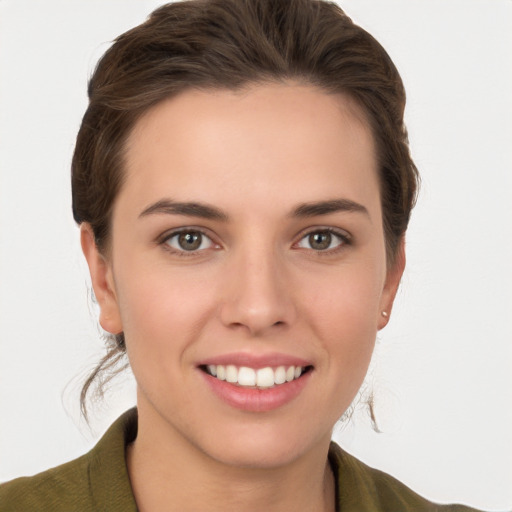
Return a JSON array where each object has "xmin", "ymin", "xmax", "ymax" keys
[{"xmin": 84, "ymin": 83, "xmax": 403, "ymax": 468}]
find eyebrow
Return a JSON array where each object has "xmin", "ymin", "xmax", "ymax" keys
[
  {"xmin": 139, "ymin": 199, "xmax": 228, "ymax": 221},
  {"xmin": 291, "ymin": 198, "xmax": 369, "ymax": 218},
  {"xmin": 139, "ymin": 197, "xmax": 369, "ymax": 222}
]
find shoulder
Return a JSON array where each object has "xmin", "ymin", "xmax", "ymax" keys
[
  {"xmin": 0, "ymin": 453, "xmax": 93, "ymax": 511},
  {"xmin": 0, "ymin": 409, "xmax": 138, "ymax": 512},
  {"xmin": 328, "ymin": 442, "xmax": 484, "ymax": 512}
]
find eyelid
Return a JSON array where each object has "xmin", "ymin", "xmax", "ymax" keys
[
  {"xmin": 156, "ymin": 225, "xmax": 351, "ymax": 255},
  {"xmin": 293, "ymin": 226, "xmax": 352, "ymax": 252},
  {"xmin": 157, "ymin": 226, "xmax": 221, "ymax": 254}
]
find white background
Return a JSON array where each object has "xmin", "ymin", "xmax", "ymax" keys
[{"xmin": 0, "ymin": 1, "xmax": 511, "ymax": 510}]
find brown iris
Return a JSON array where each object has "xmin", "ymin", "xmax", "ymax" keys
[
  {"xmin": 308, "ymin": 231, "xmax": 332, "ymax": 250},
  {"xmin": 178, "ymin": 231, "xmax": 203, "ymax": 251}
]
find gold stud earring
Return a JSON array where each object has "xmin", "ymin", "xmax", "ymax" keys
[{"xmin": 381, "ymin": 311, "xmax": 389, "ymax": 318}]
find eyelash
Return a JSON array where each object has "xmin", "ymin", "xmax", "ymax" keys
[
  {"xmin": 159, "ymin": 228, "xmax": 219, "ymax": 257},
  {"xmin": 294, "ymin": 227, "xmax": 351, "ymax": 255},
  {"xmin": 158, "ymin": 227, "xmax": 351, "ymax": 257}
]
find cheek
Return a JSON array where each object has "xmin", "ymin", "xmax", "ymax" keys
[
  {"xmin": 113, "ymin": 258, "xmax": 219, "ymax": 353},
  {"xmin": 289, "ymin": 267, "xmax": 382, "ymax": 426},
  {"xmin": 300, "ymin": 260, "xmax": 383, "ymax": 366},
  {"xmin": 304, "ymin": 261, "xmax": 383, "ymax": 329}
]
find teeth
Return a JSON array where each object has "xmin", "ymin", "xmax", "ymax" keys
[
  {"xmin": 256, "ymin": 367, "xmax": 274, "ymax": 388},
  {"xmin": 226, "ymin": 365, "xmax": 237, "ymax": 383},
  {"xmin": 205, "ymin": 364, "xmax": 306, "ymax": 388},
  {"xmin": 274, "ymin": 366, "xmax": 286, "ymax": 385},
  {"xmin": 238, "ymin": 367, "xmax": 256, "ymax": 386},
  {"xmin": 216, "ymin": 365, "xmax": 226, "ymax": 381}
]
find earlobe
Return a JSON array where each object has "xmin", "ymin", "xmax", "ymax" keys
[
  {"xmin": 80, "ymin": 224, "xmax": 123, "ymax": 335},
  {"xmin": 378, "ymin": 238, "xmax": 406, "ymax": 330}
]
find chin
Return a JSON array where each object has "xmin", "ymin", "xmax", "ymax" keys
[{"xmin": 191, "ymin": 419, "xmax": 331, "ymax": 470}]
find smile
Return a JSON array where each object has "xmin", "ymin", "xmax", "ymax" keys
[{"xmin": 203, "ymin": 364, "xmax": 309, "ymax": 389}]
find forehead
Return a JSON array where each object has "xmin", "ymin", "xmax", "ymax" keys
[{"xmin": 121, "ymin": 83, "xmax": 379, "ymax": 217}]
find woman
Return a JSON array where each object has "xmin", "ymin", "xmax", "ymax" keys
[{"xmin": 0, "ymin": 0, "xmax": 508, "ymax": 510}]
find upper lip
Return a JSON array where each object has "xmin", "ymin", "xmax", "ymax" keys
[{"xmin": 197, "ymin": 352, "xmax": 313, "ymax": 369}]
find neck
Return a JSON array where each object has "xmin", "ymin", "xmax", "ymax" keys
[{"xmin": 127, "ymin": 401, "xmax": 335, "ymax": 512}]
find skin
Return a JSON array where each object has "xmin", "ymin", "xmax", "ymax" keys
[{"xmin": 81, "ymin": 83, "xmax": 405, "ymax": 512}]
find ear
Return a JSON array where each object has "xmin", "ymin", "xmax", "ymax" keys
[
  {"xmin": 378, "ymin": 237, "xmax": 406, "ymax": 330},
  {"xmin": 80, "ymin": 224, "xmax": 123, "ymax": 335}
]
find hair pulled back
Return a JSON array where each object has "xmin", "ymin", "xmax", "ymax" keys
[{"xmin": 72, "ymin": 0, "xmax": 419, "ymax": 416}]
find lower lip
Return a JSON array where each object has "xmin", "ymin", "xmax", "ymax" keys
[{"xmin": 201, "ymin": 370, "xmax": 312, "ymax": 412}]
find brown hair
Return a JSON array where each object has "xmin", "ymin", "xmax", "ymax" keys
[{"xmin": 72, "ymin": 0, "xmax": 419, "ymax": 416}]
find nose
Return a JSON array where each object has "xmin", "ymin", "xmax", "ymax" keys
[{"xmin": 219, "ymin": 247, "xmax": 296, "ymax": 336}]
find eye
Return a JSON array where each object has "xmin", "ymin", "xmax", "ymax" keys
[
  {"xmin": 296, "ymin": 229, "xmax": 349, "ymax": 252},
  {"xmin": 164, "ymin": 230, "xmax": 215, "ymax": 252}
]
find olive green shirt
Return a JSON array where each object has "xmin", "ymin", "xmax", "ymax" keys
[{"xmin": 0, "ymin": 409, "xmax": 483, "ymax": 511}]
